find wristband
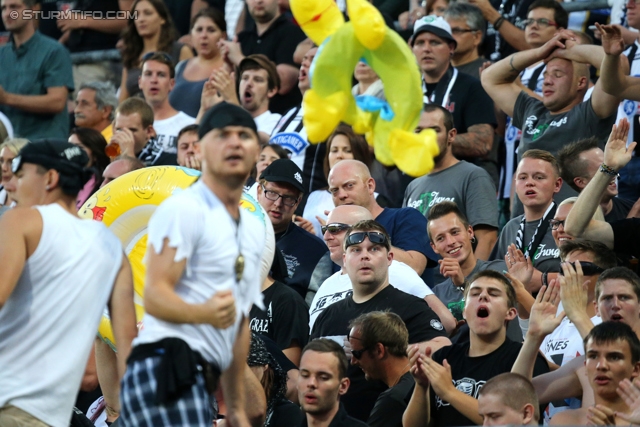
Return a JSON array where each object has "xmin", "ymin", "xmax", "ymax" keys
[
  {"xmin": 599, "ymin": 163, "xmax": 618, "ymax": 176},
  {"xmin": 542, "ymin": 271, "xmax": 549, "ymax": 288},
  {"xmin": 493, "ymin": 16, "xmax": 505, "ymax": 30}
]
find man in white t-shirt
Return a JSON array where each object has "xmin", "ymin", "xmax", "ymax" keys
[
  {"xmin": 0, "ymin": 139, "xmax": 137, "ymax": 427},
  {"xmin": 119, "ymin": 102, "xmax": 266, "ymax": 426},
  {"xmin": 238, "ymin": 55, "xmax": 282, "ymax": 142},
  {"xmin": 308, "ymin": 205, "xmax": 455, "ymax": 333},
  {"xmin": 139, "ymin": 52, "xmax": 195, "ymax": 155}
]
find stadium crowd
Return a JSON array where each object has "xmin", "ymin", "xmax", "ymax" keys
[{"xmin": 2, "ymin": 0, "xmax": 640, "ymax": 426}]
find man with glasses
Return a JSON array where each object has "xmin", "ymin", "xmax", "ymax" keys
[
  {"xmin": 257, "ymin": 158, "xmax": 328, "ymax": 298},
  {"xmin": 347, "ymin": 311, "xmax": 415, "ymax": 427},
  {"xmin": 311, "ymin": 220, "xmax": 451, "ymax": 421},
  {"xmin": 444, "ymin": 3, "xmax": 487, "ymax": 80},
  {"xmin": 557, "ymin": 136, "xmax": 637, "ymax": 222},
  {"xmin": 308, "ymin": 205, "xmax": 454, "ymax": 333},
  {"xmin": 410, "ymin": 16, "xmax": 498, "ymax": 181}
]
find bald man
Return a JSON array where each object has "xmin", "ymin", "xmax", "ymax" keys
[
  {"xmin": 308, "ymin": 205, "xmax": 455, "ymax": 333},
  {"xmin": 328, "ymin": 160, "xmax": 435, "ymax": 275}
]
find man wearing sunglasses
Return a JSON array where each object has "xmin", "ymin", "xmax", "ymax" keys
[
  {"xmin": 311, "ymin": 220, "xmax": 451, "ymax": 421},
  {"xmin": 308, "ymin": 205, "xmax": 455, "ymax": 333},
  {"xmin": 257, "ymin": 158, "xmax": 328, "ymax": 299},
  {"xmin": 347, "ymin": 311, "xmax": 415, "ymax": 427},
  {"xmin": 139, "ymin": 52, "xmax": 195, "ymax": 157},
  {"xmin": 0, "ymin": 139, "xmax": 137, "ymax": 427}
]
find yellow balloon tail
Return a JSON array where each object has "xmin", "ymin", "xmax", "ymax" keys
[
  {"xmin": 303, "ymin": 89, "xmax": 349, "ymax": 143},
  {"xmin": 347, "ymin": 0, "xmax": 386, "ymax": 50},
  {"xmin": 388, "ymin": 128, "xmax": 440, "ymax": 177},
  {"xmin": 290, "ymin": 0, "xmax": 344, "ymax": 45}
]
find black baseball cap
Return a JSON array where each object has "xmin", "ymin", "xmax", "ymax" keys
[
  {"xmin": 12, "ymin": 139, "xmax": 89, "ymax": 176},
  {"xmin": 199, "ymin": 102, "xmax": 258, "ymax": 139},
  {"xmin": 259, "ymin": 158, "xmax": 305, "ymax": 193}
]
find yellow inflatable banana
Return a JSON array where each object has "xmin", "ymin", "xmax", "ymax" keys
[{"xmin": 292, "ymin": 0, "xmax": 439, "ymax": 177}]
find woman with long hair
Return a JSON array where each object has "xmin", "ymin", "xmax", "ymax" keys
[
  {"xmin": 69, "ymin": 128, "xmax": 110, "ymax": 209},
  {"xmin": 302, "ymin": 124, "xmax": 373, "ymax": 237},
  {"xmin": 169, "ymin": 8, "xmax": 228, "ymax": 118},
  {"xmin": 119, "ymin": 0, "xmax": 193, "ymax": 102}
]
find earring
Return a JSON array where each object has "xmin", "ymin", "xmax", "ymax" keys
[
  {"xmin": 45, "ymin": 185, "xmax": 51, "ymax": 190},
  {"xmin": 470, "ymin": 236, "xmax": 477, "ymax": 245}
]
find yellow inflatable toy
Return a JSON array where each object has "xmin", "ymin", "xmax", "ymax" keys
[
  {"xmin": 79, "ymin": 166, "xmax": 273, "ymax": 351},
  {"xmin": 291, "ymin": 0, "xmax": 439, "ymax": 177}
]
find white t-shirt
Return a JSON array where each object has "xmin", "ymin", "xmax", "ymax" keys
[
  {"xmin": 308, "ymin": 260, "xmax": 434, "ymax": 330},
  {"xmin": 254, "ymin": 110, "xmax": 282, "ymax": 136},
  {"xmin": 0, "ymin": 204, "xmax": 122, "ymax": 427},
  {"xmin": 302, "ymin": 189, "xmax": 333, "ymax": 238},
  {"xmin": 135, "ymin": 180, "xmax": 265, "ymax": 370},
  {"xmin": 154, "ymin": 111, "xmax": 196, "ymax": 154}
]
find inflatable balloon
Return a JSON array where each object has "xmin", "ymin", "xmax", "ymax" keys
[
  {"xmin": 291, "ymin": 0, "xmax": 439, "ymax": 177},
  {"xmin": 79, "ymin": 166, "xmax": 274, "ymax": 351}
]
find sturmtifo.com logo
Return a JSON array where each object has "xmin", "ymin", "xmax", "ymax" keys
[{"xmin": 13, "ymin": 10, "xmax": 138, "ymax": 20}]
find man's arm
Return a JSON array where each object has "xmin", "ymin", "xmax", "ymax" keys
[
  {"xmin": 599, "ymin": 24, "xmax": 640, "ymax": 100},
  {"xmin": 108, "ymin": 255, "xmax": 138, "ymax": 379},
  {"xmin": 0, "ymin": 209, "xmax": 39, "ymax": 308},
  {"xmin": 473, "ymin": 226, "xmax": 498, "ymax": 261},
  {"xmin": 276, "ymin": 64, "xmax": 299, "ymax": 95},
  {"xmin": 467, "ymin": 0, "xmax": 529, "ymax": 52},
  {"xmin": 452, "ymin": 124, "xmax": 494, "ymax": 158},
  {"xmin": 221, "ymin": 317, "xmax": 263, "ymax": 427},
  {"xmin": 0, "ymin": 86, "xmax": 67, "ymax": 115},
  {"xmin": 565, "ymin": 119, "xmax": 635, "ymax": 245},
  {"xmin": 482, "ymin": 34, "xmax": 567, "ymax": 117},
  {"xmin": 425, "ymin": 295, "xmax": 456, "ymax": 334},
  {"xmin": 390, "ymin": 247, "xmax": 427, "ymax": 275},
  {"xmin": 403, "ymin": 346, "xmax": 432, "ymax": 427},
  {"xmin": 57, "ymin": 0, "xmax": 133, "ymax": 34}
]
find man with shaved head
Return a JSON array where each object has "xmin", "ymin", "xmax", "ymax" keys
[
  {"xmin": 482, "ymin": 30, "xmax": 620, "ymax": 217},
  {"xmin": 308, "ymin": 205, "xmax": 455, "ymax": 333},
  {"xmin": 328, "ymin": 160, "xmax": 435, "ymax": 276}
]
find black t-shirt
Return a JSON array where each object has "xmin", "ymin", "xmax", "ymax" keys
[
  {"xmin": 606, "ymin": 197, "xmax": 636, "ymax": 223},
  {"xmin": 481, "ymin": 0, "xmax": 535, "ymax": 61},
  {"xmin": 300, "ymin": 403, "xmax": 369, "ymax": 427},
  {"xmin": 268, "ymin": 398, "xmax": 304, "ymax": 427},
  {"xmin": 66, "ymin": 0, "xmax": 121, "ymax": 52},
  {"xmin": 311, "ymin": 285, "xmax": 448, "ymax": 421},
  {"xmin": 429, "ymin": 339, "xmax": 550, "ymax": 427},
  {"xmin": 612, "ymin": 218, "xmax": 640, "ymax": 258},
  {"xmin": 368, "ymin": 372, "xmax": 414, "ymax": 427},
  {"xmin": 249, "ymin": 280, "xmax": 309, "ymax": 350},
  {"xmin": 276, "ymin": 221, "xmax": 329, "ymax": 299},
  {"xmin": 237, "ymin": 15, "xmax": 306, "ymax": 114},
  {"xmin": 36, "ymin": 0, "xmax": 64, "ymax": 40}
]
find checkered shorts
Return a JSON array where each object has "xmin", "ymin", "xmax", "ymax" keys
[{"xmin": 119, "ymin": 355, "xmax": 214, "ymax": 426}]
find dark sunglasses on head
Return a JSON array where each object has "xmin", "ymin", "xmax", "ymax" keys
[
  {"xmin": 321, "ymin": 223, "xmax": 350, "ymax": 235},
  {"xmin": 559, "ymin": 261, "xmax": 606, "ymax": 276},
  {"xmin": 344, "ymin": 231, "xmax": 389, "ymax": 250},
  {"xmin": 142, "ymin": 51, "xmax": 172, "ymax": 63}
]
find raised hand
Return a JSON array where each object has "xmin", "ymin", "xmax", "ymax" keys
[
  {"xmin": 506, "ymin": 244, "xmax": 533, "ymax": 287},
  {"xmin": 616, "ymin": 378, "xmax": 640, "ymax": 424},
  {"xmin": 598, "ymin": 23, "xmax": 625, "ymax": 56},
  {"xmin": 528, "ymin": 280, "xmax": 565, "ymax": 339},
  {"xmin": 558, "ymin": 261, "xmax": 589, "ymax": 322},
  {"xmin": 408, "ymin": 344, "xmax": 431, "ymax": 388},
  {"xmin": 604, "ymin": 118, "xmax": 636, "ymax": 172},
  {"xmin": 423, "ymin": 357, "xmax": 455, "ymax": 400}
]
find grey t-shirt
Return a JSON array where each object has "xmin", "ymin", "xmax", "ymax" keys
[
  {"xmin": 432, "ymin": 259, "xmax": 507, "ymax": 321},
  {"xmin": 403, "ymin": 161, "xmax": 498, "ymax": 228},
  {"xmin": 510, "ymin": 91, "xmax": 615, "ymax": 217},
  {"xmin": 491, "ymin": 214, "xmax": 560, "ymax": 273}
]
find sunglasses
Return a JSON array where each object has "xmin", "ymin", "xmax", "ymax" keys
[
  {"xmin": 321, "ymin": 223, "xmax": 350, "ymax": 235},
  {"xmin": 559, "ymin": 261, "xmax": 606, "ymax": 276},
  {"xmin": 141, "ymin": 51, "xmax": 173, "ymax": 63},
  {"xmin": 344, "ymin": 231, "xmax": 389, "ymax": 250},
  {"xmin": 351, "ymin": 347, "xmax": 371, "ymax": 360}
]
